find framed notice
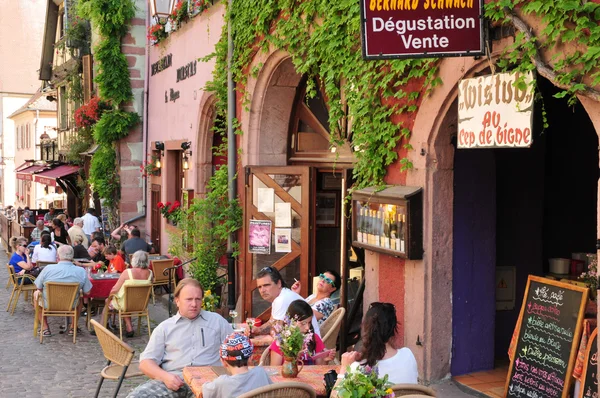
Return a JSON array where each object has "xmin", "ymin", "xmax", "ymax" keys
[
  {"xmin": 316, "ymin": 192, "xmax": 339, "ymax": 227},
  {"xmin": 274, "ymin": 228, "xmax": 292, "ymax": 253},
  {"xmin": 505, "ymin": 276, "xmax": 589, "ymax": 398},
  {"xmin": 360, "ymin": 0, "xmax": 485, "ymax": 59},
  {"xmin": 248, "ymin": 220, "xmax": 272, "ymax": 254}
]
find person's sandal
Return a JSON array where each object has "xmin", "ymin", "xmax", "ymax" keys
[
  {"xmin": 68, "ymin": 327, "xmax": 82, "ymax": 336},
  {"xmin": 125, "ymin": 330, "xmax": 135, "ymax": 338},
  {"xmin": 42, "ymin": 329, "xmax": 52, "ymax": 337}
]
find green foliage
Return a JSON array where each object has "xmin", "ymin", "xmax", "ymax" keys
[
  {"xmin": 169, "ymin": 164, "xmax": 242, "ymax": 291},
  {"xmin": 93, "ymin": 109, "xmax": 140, "ymax": 144},
  {"xmin": 66, "ymin": 126, "xmax": 94, "ymax": 165},
  {"xmin": 89, "ymin": 144, "xmax": 120, "ymax": 208},
  {"xmin": 77, "ymin": 0, "xmax": 137, "ymax": 38},
  {"xmin": 484, "ymin": 0, "xmax": 600, "ymax": 105},
  {"xmin": 94, "ymin": 37, "xmax": 134, "ymax": 106},
  {"xmin": 335, "ymin": 365, "xmax": 393, "ymax": 398},
  {"xmin": 201, "ymin": 0, "xmax": 441, "ymax": 189}
]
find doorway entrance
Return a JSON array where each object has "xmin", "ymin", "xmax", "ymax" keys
[{"xmin": 451, "ymin": 77, "xmax": 598, "ymax": 391}]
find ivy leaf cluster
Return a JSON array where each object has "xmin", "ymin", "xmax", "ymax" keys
[{"xmin": 76, "ymin": 0, "xmax": 139, "ymax": 208}]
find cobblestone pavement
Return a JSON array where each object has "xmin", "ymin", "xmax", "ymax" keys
[{"xmin": 0, "ymin": 246, "xmax": 169, "ymax": 398}]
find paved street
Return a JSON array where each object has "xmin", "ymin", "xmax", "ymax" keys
[{"xmin": 0, "ymin": 245, "xmax": 168, "ymax": 397}]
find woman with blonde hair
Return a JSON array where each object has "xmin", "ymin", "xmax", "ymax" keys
[
  {"xmin": 9, "ymin": 236, "xmax": 35, "ymax": 283},
  {"xmin": 100, "ymin": 250, "xmax": 152, "ymax": 337}
]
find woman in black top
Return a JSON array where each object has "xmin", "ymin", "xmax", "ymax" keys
[{"xmin": 51, "ymin": 218, "xmax": 71, "ymax": 246}]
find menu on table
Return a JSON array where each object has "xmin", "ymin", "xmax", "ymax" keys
[
  {"xmin": 506, "ymin": 276, "xmax": 589, "ymax": 398},
  {"xmin": 579, "ymin": 328, "xmax": 598, "ymax": 398}
]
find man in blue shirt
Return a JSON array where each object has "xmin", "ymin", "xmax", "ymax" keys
[{"xmin": 34, "ymin": 245, "xmax": 92, "ymax": 337}]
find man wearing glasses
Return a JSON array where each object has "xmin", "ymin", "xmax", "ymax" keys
[{"xmin": 251, "ymin": 266, "xmax": 320, "ymax": 336}]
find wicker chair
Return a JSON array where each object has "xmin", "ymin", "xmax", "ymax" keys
[
  {"xmin": 149, "ymin": 259, "xmax": 174, "ymax": 304},
  {"xmin": 90, "ymin": 319, "xmax": 143, "ymax": 398},
  {"xmin": 104, "ymin": 284, "xmax": 152, "ymax": 340},
  {"xmin": 320, "ymin": 307, "xmax": 346, "ymax": 350},
  {"xmin": 238, "ymin": 382, "xmax": 317, "ymax": 398},
  {"xmin": 258, "ymin": 346, "xmax": 271, "ymax": 366},
  {"xmin": 391, "ymin": 384, "xmax": 437, "ymax": 396},
  {"xmin": 6, "ymin": 264, "xmax": 37, "ymax": 315},
  {"xmin": 35, "ymin": 260, "xmax": 55, "ymax": 268},
  {"xmin": 34, "ymin": 282, "xmax": 80, "ymax": 343}
]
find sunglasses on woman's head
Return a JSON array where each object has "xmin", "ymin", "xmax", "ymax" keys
[
  {"xmin": 319, "ymin": 273, "xmax": 335, "ymax": 287},
  {"xmin": 260, "ymin": 266, "xmax": 274, "ymax": 273}
]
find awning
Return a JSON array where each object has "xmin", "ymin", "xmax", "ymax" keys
[
  {"xmin": 34, "ymin": 165, "xmax": 80, "ymax": 187},
  {"xmin": 15, "ymin": 162, "xmax": 31, "ymax": 172},
  {"xmin": 16, "ymin": 164, "xmax": 49, "ymax": 181}
]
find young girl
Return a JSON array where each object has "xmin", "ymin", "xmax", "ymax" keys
[{"xmin": 269, "ymin": 299, "xmax": 335, "ymax": 365}]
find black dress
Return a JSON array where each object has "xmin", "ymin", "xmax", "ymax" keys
[{"xmin": 53, "ymin": 228, "xmax": 69, "ymax": 245}]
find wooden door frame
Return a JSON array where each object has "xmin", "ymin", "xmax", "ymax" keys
[
  {"xmin": 243, "ymin": 166, "xmax": 312, "ymax": 319},
  {"xmin": 150, "ymin": 184, "xmax": 162, "ymax": 252}
]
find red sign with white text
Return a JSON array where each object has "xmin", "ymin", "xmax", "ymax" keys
[{"xmin": 360, "ymin": 0, "xmax": 484, "ymax": 59}]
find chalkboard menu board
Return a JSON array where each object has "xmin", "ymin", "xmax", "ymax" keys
[
  {"xmin": 579, "ymin": 328, "xmax": 597, "ymax": 398},
  {"xmin": 505, "ymin": 276, "xmax": 589, "ymax": 398}
]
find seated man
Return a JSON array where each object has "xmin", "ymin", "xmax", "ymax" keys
[
  {"xmin": 43, "ymin": 207, "xmax": 55, "ymax": 223},
  {"xmin": 202, "ymin": 332, "xmax": 272, "ymax": 398},
  {"xmin": 30, "ymin": 220, "xmax": 50, "ymax": 243},
  {"xmin": 88, "ymin": 236, "xmax": 108, "ymax": 267},
  {"xmin": 33, "ymin": 245, "xmax": 92, "ymax": 337},
  {"xmin": 20, "ymin": 210, "xmax": 33, "ymax": 225},
  {"xmin": 68, "ymin": 218, "xmax": 89, "ymax": 248},
  {"xmin": 128, "ymin": 278, "xmax": 232, "ymax": 398},
  {"xmin": 251, "ymin": 266, "xmax": 320, "ymax": 337},
  {"xmin": 112, "ymin": 224, "xmax": 152, "ymax": 263}
]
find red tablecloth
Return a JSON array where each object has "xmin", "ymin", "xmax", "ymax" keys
[
  {"xmin": 85, "ymin": 277, "xmax": 119, "ymax": 299},
  {"xmin": 184, "ymin": 365, "xmax": 336, "ymax": 397}
]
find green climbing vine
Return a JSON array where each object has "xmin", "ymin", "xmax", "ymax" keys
[
  {"xmin": 485, "ymin": 0, "xmax": 600, "ymax": 105},
  {"xmin": 202, "ymin": 0, "xmax": 442, "ymax": 189},
  {"xmin": 77, "ymin": 0, "xmax": 140, "ymax": 209}
]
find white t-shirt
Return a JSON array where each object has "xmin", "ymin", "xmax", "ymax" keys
[
  {"xmin": 81, "ymin": 213, "xmax": 101, "ymax": 235},
  {"xmin": 272, "ymin": 288, "xmax": 320, "ymax": 336},
  {"xmin": 32, "ymin": 244, "xmax": 57, "ymax": 263},
  {"xmin": 350, "ymin": 347, "xmax": 418, "ymax": 384}
]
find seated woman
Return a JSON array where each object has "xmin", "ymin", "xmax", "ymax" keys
[
  {"xmin": 291, "ymin": 270, "xmax": 340, "ymax": 325},
  {"xmin": 338, "ymin": 302, "xmax": 418, "ymax": 384},
  {"xmin": 9, "ymin": 236, "xmax": 35, "ymax": 283},
  {"xmin": 50, "ymin": 218, "xmax": 71, "ymax": 247},
  {"xmin": 101, "ymin": 250, "xmax": 152, "ymax": 338},
  {"xmin": 32, "ymin": 234, "xmax": 57, "ymax": 264},
  {"xmin": 269, "ymin": 299, "xmax": 335, "ymax": 365},
  {"xmin": 72, "ymin": 235, "xmax": 91, "ymax": 260}
]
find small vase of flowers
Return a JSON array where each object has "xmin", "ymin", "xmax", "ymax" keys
[
  {"xmin": 273, "ymin": 315, "xmax": 312, "ymax": 378},
  {"xmin": 335, "ymin": 364, "xmax": 395, "ymax": 398}
]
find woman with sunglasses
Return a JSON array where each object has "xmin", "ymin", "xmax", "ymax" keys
[
  {"xmin": 9, "ymin": 236, "xmax": 34, "ymax": 283},
  {"xmin": 338, "ymin": 302, "xmax": 418, "ymax": 384},
  {"xmin": 291, "ymin": 270, "xmax": 340, "ymax": 325}
]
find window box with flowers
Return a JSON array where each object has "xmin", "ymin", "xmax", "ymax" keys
[
  {"xmin": 158, "ymin": 201, "xmax": 183, "ymax": 226},
  {"xmin": 169, "ymin": 0, "xmax": 189, "ymax": 31},
  {"xmin": 140, "ymin": 154, "xmax": 161, "ymax": 178},
  {"xmin": 147, "ymin": 21, "xmax": 168, "ymax": 46},
  {"xmin": 74, "ymin": 97, "xmax": 111, "ymax": 129}
]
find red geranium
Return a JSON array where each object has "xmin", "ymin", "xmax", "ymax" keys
[{"xmin": 157, "ymin": 202, "xmax": 164, "ymax": 209}]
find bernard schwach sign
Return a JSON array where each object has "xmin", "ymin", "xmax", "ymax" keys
[
  {"xmin": 458, "ymin": 71, "xmax": 535, "ymax": 149},
  {"xmin": 360, "ymin": 0, "xmax": 484, "ymax": 59}
]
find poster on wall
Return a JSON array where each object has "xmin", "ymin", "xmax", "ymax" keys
[
  {"xmin": 257, "ymin": 188, "xmax": 274, "ymax": 213},
  {"xmin": 360, "ymin": 0, "xmax": 485, "ymax": 59},
  {"xmin": 275, "ymin": 203, "xmax": 292, "ymax": 227},
  {"xmin": 248, "ymin": 220, "xmax": 272, "ymax": 254},
  {"xmin": 458, "ymin": 71, "xmax": 535, "ymax": 149},
  {"xmin": 275, "ymin": 228, "xmax": 292, "ymax": 253}
]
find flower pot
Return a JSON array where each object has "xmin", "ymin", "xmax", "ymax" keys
[{"xmin": 281, "ymin": 356, "xmax": 303, "ymax": 378}]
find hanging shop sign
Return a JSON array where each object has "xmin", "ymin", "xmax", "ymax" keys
[
  {"xmin": 457, "ymin": 71, "xmax": 535, "ymax": 149},
  {"xmin": 151, "ymin": 53, "xmax": 172, "ymax": 76},
  {"xmin": 176, "ymin": 60, "xmax": 197, "ymax": 82},
  {"xmin": 360, "ymin": 0, "xmax": 485, "ymax": 59}
]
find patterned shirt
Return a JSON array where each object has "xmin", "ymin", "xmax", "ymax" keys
[
  {"xmin": 306, "ymin": 294, "xmax": 335, "ymax": 325},
  {"xmin": 30, "ymin": 227, "xmax": 49, "ymax": 242}
]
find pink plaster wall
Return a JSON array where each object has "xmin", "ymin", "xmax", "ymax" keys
[{"xmin": 146, "ymin": 3, "xmax": 226, "ymax": 254}]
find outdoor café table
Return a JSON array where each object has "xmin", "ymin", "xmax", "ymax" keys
[
  {"xmin": 183, "ymin": 364, "xmax": 337, "ymax": 398},
  {"xmin": 84, "ymin": 272, "xmax": 120, "ymax": 329},
  {"xmin": 248, "ymin": 334, "xmax": 273, "ymax": 365}
]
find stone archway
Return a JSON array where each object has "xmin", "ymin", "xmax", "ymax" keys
[
  {"xmin": 405, "ymin": 37, "xmax": 600, "ymax": 382},
  {"xmin": 195, "ymin": 92, "xmax": 217, "ymax": 195},
  {"xmin": 241, "ymin": 50, "xmax": 302, "ymax": 167}
]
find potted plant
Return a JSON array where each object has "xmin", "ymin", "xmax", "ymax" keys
[
  {"xmin": 273, "ymin": 316, "xmax": 312, "ymax": 378},
  {"xmin": 169, "ymin": 0, "xmax": 189, "ymax": 31},
  {"xmin": 158, "ymin": 201, "xmax": 182, "ymax": 225},
  {"xmin": 335, "ymin": 365, "xmax": 395, "ymax": 397},
  {"xmin": 140, "ymin": 154, "xmax": 161, "ymax": 178},
  {"xmin": 147, "ymin": 21, "xmax": 168, "ymax": 45}
]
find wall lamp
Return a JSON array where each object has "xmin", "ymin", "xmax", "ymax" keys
[
  {"xmin": 181, "ymin": 141, "xmax": 192, "ymax": 170},
  {"xmin": 155, "ymin": 141, "xmax": 165, "ymax": 168}
]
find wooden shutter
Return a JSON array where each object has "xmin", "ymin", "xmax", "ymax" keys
[{"xmin": 82, "ymin": 55, "xmax": 93, "ymax": 103}]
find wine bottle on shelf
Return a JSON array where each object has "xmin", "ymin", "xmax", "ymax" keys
[
  {"xmin": 389, "ymin": 206, "xmax": 397, "ymax": 251},
  {"xmin": 357, "ymin": 204, "xmax": 364, "ymax": 243},
  {"xmin": 395, "ymin": 213, "xmax": 402, "ymax": 252},
  {"xmin": 374, "ymin": 206, "xmax": 381, "ymax": 247},
  {"xmin": 399, "ymin": 213, "xmax": 406, "ymax": 253},
  {"xmin": 369, "ymin": 209, "xmax": 375, "ymax": 245}
]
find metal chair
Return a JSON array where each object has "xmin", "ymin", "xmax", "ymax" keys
[
  {"xmin": 34, "ymin": 282, "xmax": 80, "ymax": 343},
  {"xmin": 391, "ymin": 384, "xmax": 437, "ymax": 396},
  {"xmin": 149, "ymin": 259, "xmax": 174, "ymax": 304},
  {"xmin": 90, "ymin": 319, "xmax": 143, "ymax": 398},
  {"xmin": 6, "ymin": 264, "xmax": 37, "ymax": 315},
  {"xmin": 104, "ymin": 284, "xmax": 152, "ymax": 340},
  {"xmin": 238, "ymin": 382, "xmax": 317, "ymax": 398},
  {"xmin": 320, "ymin": 307, "xmax": 346, "ymax": 350}
]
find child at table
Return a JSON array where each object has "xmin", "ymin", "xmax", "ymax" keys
[
  {"xmin": 202, "ymin": 332, "xmax": 272, "ymax": 398},
  {"xmin": 104, "ymin": 245, "xmax": 126, "ymax": 273},
  {"xmin": 269, "ymin": 299, "xmax": 335, "ymax": 365}
]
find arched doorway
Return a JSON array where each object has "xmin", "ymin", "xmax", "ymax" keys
[{"xmin": 241, "ymin": 55, "xmax": 355, "ymax": 319}]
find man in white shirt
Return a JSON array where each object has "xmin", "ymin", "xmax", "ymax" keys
[
  {"xmin": 252, "ymin": 266, "xmax": 320, "ymax": 336},
  {"xmin": 128, "ymin": 278, "xmax": 232, "ymax": 398},
  {"xmin": 81, "ymin": 208, "xmax": 101, "ymax": 241}
]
